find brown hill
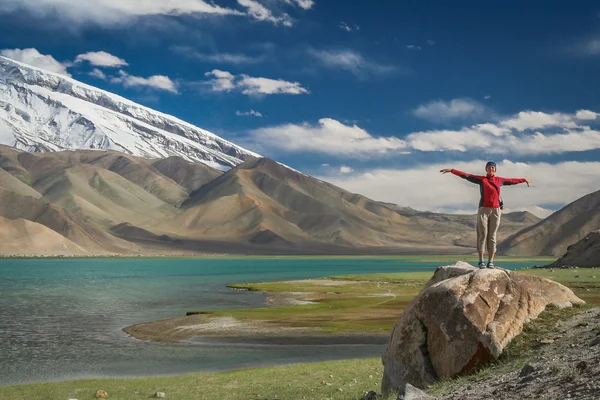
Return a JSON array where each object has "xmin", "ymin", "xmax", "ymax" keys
[
  {"xmin": 546, "ymin": 230, "xmax": 600, "ymax": 268},
  {"xmin": 0, "ymin": 216, "xmax": 87, "ymax": 255},
  {"xmin": 152, "ymin": 156, "xmax": 223, "ymax": 193},
  {"xmin": 0, "ymin": 188, "xmax": 134, "ymax": 253},
  {"xmin": 499, "ymin": 189, "xmax": 600, "ymax": 256},
  {"xmin": 169, "ymin": 158, "xmax": 413, "ymax": 247},
  {"xmin": 156, "ymin": 158, "xmax": 534, "ymax": 251},
  {"xmin": 0, "ymin": 145, "xmax": 540, "ymax": 255}
]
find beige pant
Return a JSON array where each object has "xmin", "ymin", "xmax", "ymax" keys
[{"xmin": 477, "ymin": 207, "xmax": 502, "ymax": 254}]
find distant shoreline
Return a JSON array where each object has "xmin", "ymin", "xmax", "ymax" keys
[{"xmin": 0, "ymin": 254, "xmax": 558, "ymax": 262}]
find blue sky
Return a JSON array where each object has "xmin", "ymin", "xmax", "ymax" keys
[{"xmin": 1, "ymin": 0, "xmax": 599, "ymax": 217}]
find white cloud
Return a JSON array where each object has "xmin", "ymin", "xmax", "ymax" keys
[
  {"xmin": 427, "ymin": 40, "xmax": 436, "ymax": 46},
  {"xmin": 0, "ymin": 48, "xmax": 70, "ymax": 76},
  {"xmin": 339, "ymin": 22, "xmax": 355, "ymax": 32},
  {"xmin": 575, "ymin": 109, "xmax": 599, "ymax": 120},
  {"xmin": 247, "ymin": 118, "xmax": 407, "ymax": 156},
  {"xmin": 340, "ymin": 165, "xmax": 353, "ymax": 173},
  {"xmin": 204, "ymin": 69, "xmax": 236, "ymax": 91},
  {"xmin": 484, "ymin": 95, "xmax": 492, "ymax": 100},
  {"xmin": 237, "ymin": 0, "xmax": 292, "ymax": 26},
  {"xmin": 308, "ymin": 49, "xmax": 401, "ymax": 77},
  {"xmin": 282, "ymin": 0, "xmax": 314, "ymax": 9},
  {"xmin": 247, "ymin": 108, "xmax": 600, "ymax": 158},
  {"xmin": 89, "ymin": 68, "xmax": 107, "ymax": 80},
  {"xmin": 578, "ymin": 38, "xmax": 600, "ymax": 55},
  {"xmin": 204, "ymin": 69, "xmax": 309, "ymax": 95},
  {"xmin": 1, "ymin": 0, "xmax": 297, "ymax": 26},
  {"xmin": 406, "ymin": 45, "xmax": 422, "ymax": 50},
  {"xmin": 75, "ymin": 51, "xmax": 128, "ymax": 67},
  {"xmin": 412, "ymin": 98, "xmax": 488, "ymax": 122},
  {"xmin": 111, "ymin": 70, "xmax": 178, "ymax": 93},
  {"xmin": 172, "ymin": 46, "xmax": 263, "ymax": 64},
  {"xmin": 238, "ymin": 75, "xmax": 308, "ymax": 95},
  {"xmin": 499, "ymin": 111, "xmax": 578, "ymax": 131},
  {"xmin": 2, "ymin": 0, "xmax": 243, "ymax": 24},
  {"xmin": 405, "ymin": 110, "xmax": 600, "ymax": 155},
  {"xmin": 236, "ymin": 110, "xmax": 263, "ymax": 117},
  {"xmin": 319, "ymin": 160, "xmax": 600, "ymax": 219},
  {"xmin": 321, "ymin": 163, "xmax": 330, "ymax": 167}
]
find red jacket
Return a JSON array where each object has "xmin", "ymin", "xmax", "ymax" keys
[{"xmin": 451, "ymin": 169, "xmax": 527, "ymax": 208}]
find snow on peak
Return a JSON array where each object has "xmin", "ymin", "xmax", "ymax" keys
[{"xmin": 0, "ymin": 56, "xmax": 260, "ymax": 170}]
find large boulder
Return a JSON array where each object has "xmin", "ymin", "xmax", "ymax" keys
[{"xmin": 381, "ymin": 261, "xmax": 584, "ymax": 395}]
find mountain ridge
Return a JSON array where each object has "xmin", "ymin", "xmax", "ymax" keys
[
  {"xmin": 499, "ymin": 189, "xmax": 600, "ymax": 256},
  {"xmin": 0, "ymin": 55, "xmax": 259, "ymax": 170},
  {"xmin": 0, "ymin": 145, "xmax": 544, "ymax": 255}
]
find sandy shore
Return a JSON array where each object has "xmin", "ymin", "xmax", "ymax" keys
[{"xmin": 123, "ymin": 291, "xmax": 323, "ymax": 342}]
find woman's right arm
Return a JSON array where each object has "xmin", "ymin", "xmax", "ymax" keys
[{"xmin": 440, "ymin": 168, "xmax": 483, "ymax": 184}]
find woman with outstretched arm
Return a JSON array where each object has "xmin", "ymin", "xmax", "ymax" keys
[{"xmin": 440, "ymin": 161, "xmax": 532, "ymax": 268}]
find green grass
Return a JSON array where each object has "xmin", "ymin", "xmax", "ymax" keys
[
  {"xmin": 208, "ymin": 274, "xmax": 432, "ymax": 334},
  {"xmin": 518, "ymin": 267, "xmax": 600, "ymax": 303},
  {"xmin": 189, "ymin": 267, "xmax": 600, "ymax": 335},
  {"xmin": 0, "ymin": 358, "xmax": 390, "ymax": 400}
]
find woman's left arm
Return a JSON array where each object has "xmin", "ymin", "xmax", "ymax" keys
[{"xmin": 500, "ymin": 177, "xmax": 532, "ymax": 187}]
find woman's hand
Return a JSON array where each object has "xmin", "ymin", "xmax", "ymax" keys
[
  {"xmin": 525, "ymin": 179, "xmax": 532, "ymax": 187},
  {"xmin": 440, "ymin": 168, "xmax": 452, "ymax": 174}
]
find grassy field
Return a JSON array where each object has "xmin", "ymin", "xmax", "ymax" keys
[
  {"xmin": 217, "ymin": 272, "xmax": 432, "ymax": 334},
  {"xmin": 3, "ymin": 263, "xmax": 599, "ymax": 400},
  {"xmin": 518, "ymin": 267, "xmax": 600, "ymax": 303},
  {"xmin": 0, "ymin": 355, "xmax": 387, "ymax": 400},
  {"xmin": 207, "ymin": 266, "xmax": 600, "ymax": 334}
]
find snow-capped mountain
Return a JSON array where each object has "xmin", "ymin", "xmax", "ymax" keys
[{"xmin": 0, "ymin": 56, "xmax": 260, "ymax": 170}]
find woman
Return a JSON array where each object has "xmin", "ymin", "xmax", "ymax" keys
[{"xmin": 440, "ymin": 162, "xmax": 532, "ymax": 268}]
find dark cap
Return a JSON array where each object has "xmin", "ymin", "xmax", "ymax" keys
[{"xmin": 486, "ymin": 161, "xmax": 497, "ymax": 168}]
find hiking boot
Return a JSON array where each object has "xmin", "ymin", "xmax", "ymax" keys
[
  {"xmin": 486, "ymin": 261, "xmax": 496, "ymax": 269},
  {"xmin": 477, "ymin": 261, "xmax": 486, "ymax": 269}
]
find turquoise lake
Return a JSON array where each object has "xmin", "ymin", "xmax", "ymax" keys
[{"xmin": 0, "ymin": 257, "xmax": 541, "ymax": 386}]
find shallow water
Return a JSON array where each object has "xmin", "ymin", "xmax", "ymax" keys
[{"xmin": 0, "ymin": 257, "xmax": 536, "ymax": 385}]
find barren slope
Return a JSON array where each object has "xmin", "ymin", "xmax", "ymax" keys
[
  {"xmin": 499, "ymin": 189, "xmax": 600, "ymax": 256},
  {"xmin": 0, "ymin": 216, "xmax": 87, "ymax": 255}
]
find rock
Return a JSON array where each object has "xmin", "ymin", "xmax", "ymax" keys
[
  {"xmin": 381, "ymin": 262, "xmax": 584, "ymax": 394},
  {"xmin": 154, "ymin": 392, "xmax": 165, "ymax": 398},
  {"xmin": 396, "ymin": 383, "xmax": 434, "ymax": 400},
  {"xmin": 396, "ymin": 383, "xmax": 433, "ymax": 400},
  {"xmin": 95, "ymin": 390, "xmax": 108, "ymax": 399},
  {"xmin": 576, "ymin": 361, "xmax": 588, "ymax": 371},
  {"xmin": 361, "ymin": 390, "xmax": 378, "ymax": 400},
  {"xmin": 591, "ymin": 335, "xmax": 600, "ymax": 346},
  {"xmin": 519, "ymin": 363, "xmax": 537, "ymax": 377},
  {"xmin": 519, "ymin": 375, "xmax": 536, "ymax": 384}
]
